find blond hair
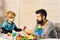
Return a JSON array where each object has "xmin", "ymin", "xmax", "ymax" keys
[{"xmin": 5, "ymin": 11, "xmax": 16, "ymax": 18}]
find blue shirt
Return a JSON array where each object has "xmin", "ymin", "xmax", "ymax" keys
[{"xmin": 1, "ymin": 21, "xmax": 16, "ymax": 31}]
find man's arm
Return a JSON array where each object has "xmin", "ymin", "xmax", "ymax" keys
[
  {"xmin": 30, "ymin": 24, "xmax": 38, "ymax": 36},
  {"xmin": 41, "ymin": 23, "xmax": 54, "ymax": 39}
]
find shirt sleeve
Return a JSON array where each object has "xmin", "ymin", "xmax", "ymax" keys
[
  {"xmin": 1, "ymin": 22, "xmax": 7, "ymax": 28},
  {"xmin": 14, "ymin": 24, "xmax": 22, "ymax": 32},
  {"xmin": 1, "ymin": 22, "xmax": 9, "ymax": 34},
  {"xmin": 41, "ymin": 23, "xmax": 54, "ymax": 39},
  {"xmin": 31, "ymin": 23, "xmax": 38, "ymax": 36}
]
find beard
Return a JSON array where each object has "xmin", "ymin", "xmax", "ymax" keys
[{"xmin": 37, "ymin": 19, "xmax": 43, "ymax": 25}]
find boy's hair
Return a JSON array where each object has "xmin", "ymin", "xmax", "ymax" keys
[
  {"xmin": 35, "ymin": 9, "xmax": 47, "ymax": 19},
  {"xmin": 5, "ymin": 11, "xmax": 16, "ymax": 18}
]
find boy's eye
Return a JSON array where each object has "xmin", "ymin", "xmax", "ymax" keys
[{"xmin": 9, "ymin": 17, "xmax": 14, "ymax": 18}]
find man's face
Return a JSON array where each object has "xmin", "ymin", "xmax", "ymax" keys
[{"xmin": 36, "ymin": 13, "xmax": 43, "ymax": 24}]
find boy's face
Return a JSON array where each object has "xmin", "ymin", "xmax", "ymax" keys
[{"xmin": 8, "ymin": 17, "xmax": 15, "ymax": 22}]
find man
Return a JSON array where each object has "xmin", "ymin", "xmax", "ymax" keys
[{"xmin": 31, "ymin": 9, "xmax": 57, "ymax": 38}]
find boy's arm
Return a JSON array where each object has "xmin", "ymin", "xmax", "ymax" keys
[
  {"xmin": 1, "ymin": 22, "xmax": 8, "ymax": 34},
  {"xmin": 1, "ymin": 27, "xmax": 8, "ymax": 34},
  {"xmin": 1, "ymin": 27, "xmax": 12, "ymax": 34},
  {"xmin": 14, "ymin": 26, "xmax": 22, "ymax": 32}
]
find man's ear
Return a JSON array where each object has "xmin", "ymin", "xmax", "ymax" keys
[{"xmin": 43, "ymin": 16, "xmax": 45, "ymax": 19}]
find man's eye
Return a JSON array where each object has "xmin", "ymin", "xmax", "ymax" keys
[{"xmin": 37, "ymin": 16, "xmax": 39, "ymax": 17}]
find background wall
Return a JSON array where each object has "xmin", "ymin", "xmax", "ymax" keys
[
  {"xmin": 39, "ymin": 0, "xmax": 59, "ymax": 23},
  {"xmin": 19, "ymin": 0, "xmax": 60, "ymax": 29},
  {"xmin": 0, "ymin": 0, "xmax": 60, "ymax": 29},
  {"xmin": 4, "ymin": 0, "xmax": 20, "ymax": 27},
  {"xmin": 0, "ymin": 0, "xmax": 4, "ymax": 27}
]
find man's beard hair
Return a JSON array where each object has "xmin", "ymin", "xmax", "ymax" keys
[{"xmin": 37, "ymin": 19, "xmax": 43, "ymax": 25}]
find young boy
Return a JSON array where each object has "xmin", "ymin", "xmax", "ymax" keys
[{"xmin": 1, "ymin": 11, "xmax": 22, "ymax": 34}]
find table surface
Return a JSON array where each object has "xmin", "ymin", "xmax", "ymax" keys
[{"xmin": 0, "ymin": 31, "xmax": 59, "ymax": 40}]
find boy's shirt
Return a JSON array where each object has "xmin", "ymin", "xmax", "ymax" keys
[
  {"xmin": 2, "ymin": 21, "xmax": 15, "ymax": 30},
  {"xmin": 1, "ymin": 21, "xmax": 22, "ymax": 34}
]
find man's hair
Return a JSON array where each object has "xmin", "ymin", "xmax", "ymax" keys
[
  {"xmin": 5, "ymin": 11, "xmax": 16, "ymax": 18},
  {"xmin": 35, "ymin": 9, "xmax": 47, "ymax": 19}
]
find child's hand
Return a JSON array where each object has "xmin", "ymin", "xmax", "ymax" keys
[
  {"xmin": 23, "ymin": 26, "xmax": 26, "ymax": 30},
  {"xmin": 7, "ymin": 32, "xmax": 12, "ymax": 36},
  {"xmin": 7, "ymin": 32, "xmax": 11, "ymax": 34},
  {"xmin": 23, "ymin": 26, "xmax": 31, "ymax": 35}
]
